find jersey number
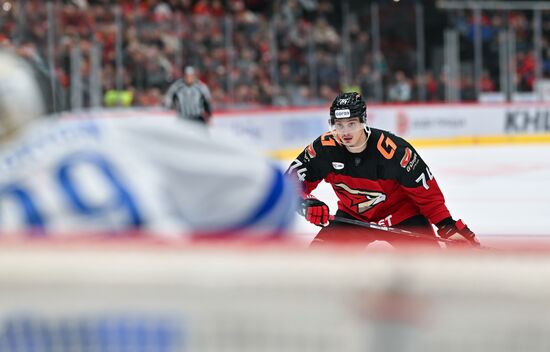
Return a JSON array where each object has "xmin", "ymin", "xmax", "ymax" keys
[
  {"xmin": 0, "ymin": 152, "xmax": 143, "ymax": 232},
  {"xmin": 377, "ymin": 133, "xmax": 397, "ymax": 159},
  {"xmin": 415, "ymin": 167, "xmax": 434, "ymax": 190},
  {"xmin": 288, "ymin": 159, "xmax": 307, "ymax": 182}
]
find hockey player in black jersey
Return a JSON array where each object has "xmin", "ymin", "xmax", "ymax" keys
[{"xmin": 286, "ymin": 92, "xmax": 479, "ymax": 248}]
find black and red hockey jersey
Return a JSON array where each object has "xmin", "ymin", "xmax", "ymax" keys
[{"xmin": 286, "ymin": 128, "xmax": 451, "ymax": 227}]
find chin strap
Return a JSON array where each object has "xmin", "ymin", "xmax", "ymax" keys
[
  {"xmin": 346, "ymin": 139, "xmax": 367, "ymax": 152},
  {"xmin": 364, "ymin": 124, "xmax": 371, "ymax": 138}
]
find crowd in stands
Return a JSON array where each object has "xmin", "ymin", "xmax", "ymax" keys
[
  {"xmin": 1, "ymin": 0, "xmax": 550, "ymax": 110},
  {"xmin": 452, "ymin": 9, "xmax": 550, "ymax": 94}
]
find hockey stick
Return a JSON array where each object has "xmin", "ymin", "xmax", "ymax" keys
[{"xmin": 329, "ymin": 215, "xmax": 479, "ymax": 247}]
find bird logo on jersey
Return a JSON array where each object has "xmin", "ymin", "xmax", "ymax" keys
[{"xmin": 334, "ymin": 183, "xmax": 386, "ymax": 213}]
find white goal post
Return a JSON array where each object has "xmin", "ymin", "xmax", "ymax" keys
[{"xmin": 0, "ymin": 241, "xmax": 549, "ymax": 352}]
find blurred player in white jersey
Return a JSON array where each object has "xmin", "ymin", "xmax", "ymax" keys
[{"xmin": 0, "ymin": 50, "xmax": 296, "ymax": 237}]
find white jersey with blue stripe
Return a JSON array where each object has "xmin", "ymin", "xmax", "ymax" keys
[{"xmin": 0, "ymin": 115, "xmax": 296, "ymax": 237}]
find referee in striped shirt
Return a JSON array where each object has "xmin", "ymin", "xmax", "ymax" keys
[{"xmin": 164, "ymin": 66, "xmax": 212, "ymax": 124}]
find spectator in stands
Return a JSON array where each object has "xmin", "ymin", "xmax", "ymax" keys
[
  {"xmin": 460, "ymin": 75, "xmax": 477, "ymax": 102},
  {"xmin": 424, "ymin": 71, "xmax": 440, "ymax": 101},
  {"xmin": 480, "ymin": 71, "xmax": 496, "ymax": 92},
  {"xmin": 387, "ymin": 71, "xmax": 412, "ymax": 102},
  {"xmin": 358, "ymin": 64, "xmax": 378, "ymax": 102},
  {"xmin": 544, "ymin": 47, "xmax": 550, "ymax": 78},
  {"xmin": 7, "ymin": 0, "xmax": 549, "ymax": 108},
  {"xmin": 516, "ymin": 51, "xmax": 536, "ymax": 91}
]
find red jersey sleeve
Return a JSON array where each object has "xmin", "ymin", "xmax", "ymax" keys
[{"xmin": 393, "ymin": 141, "xmax": 452, "ymax": 225}]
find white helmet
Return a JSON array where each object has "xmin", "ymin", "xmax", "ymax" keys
[{"xmin": 0, "ymin": 49, "xmax": 45, "ymax": 141}]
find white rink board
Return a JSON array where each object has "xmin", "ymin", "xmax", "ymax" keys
[{"xmin": 212, "ymin": 103, "xmax": 550, "ymax": 151}]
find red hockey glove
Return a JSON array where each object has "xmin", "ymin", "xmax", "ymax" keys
[
  {"xmin": 300, "ymin": 196, "xmax": 330, "ymax": 227},
  {"xmin": 437, "ymin": 219, "xmax": 480, "ymax": 247}
]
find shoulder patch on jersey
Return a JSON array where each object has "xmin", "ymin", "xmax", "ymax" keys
[
  {"xmin": 400, "ymin": 147, "xmax": 412, "ymax": 168},
  {"xmin": 400, "ymin": 147, "xmax": 419, "ymax": 172}
]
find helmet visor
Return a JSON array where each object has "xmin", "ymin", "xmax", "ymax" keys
[{"xmin": 332, "ymin": 118, "xmax": 364, "ymax": 134}]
